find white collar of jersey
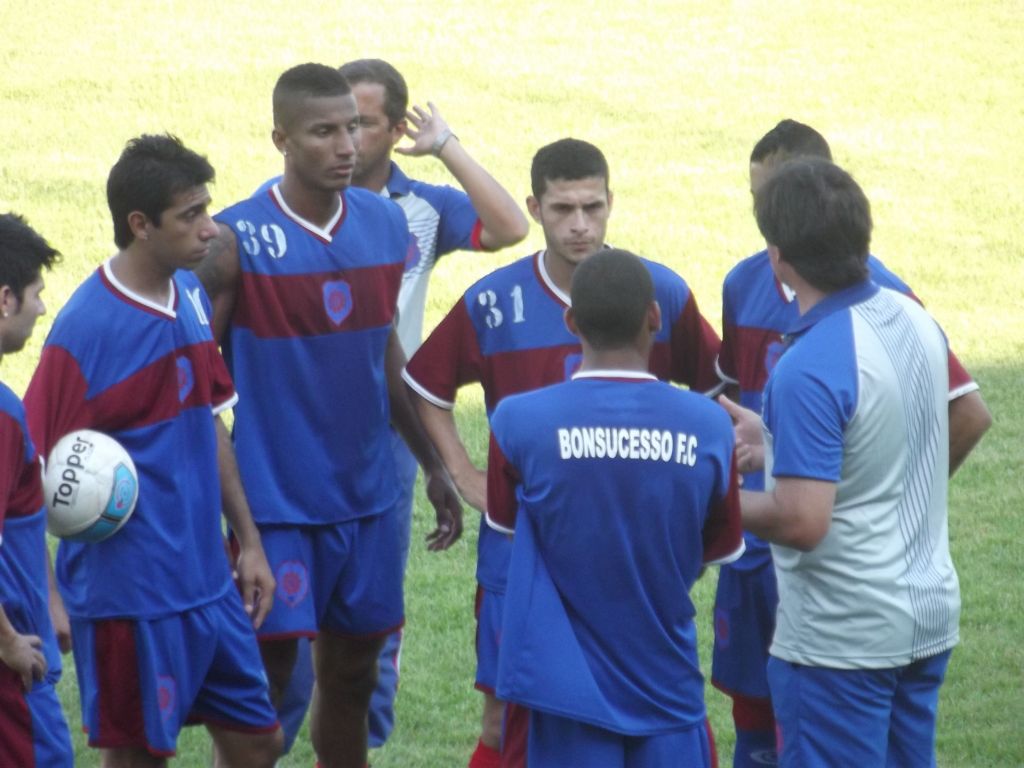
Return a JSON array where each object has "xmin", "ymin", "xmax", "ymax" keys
[
  {"xmin": 270, "ymin": 183, "xmax": 344, "ymax": 241},
  {"xmin": 102, "ymin": 259, "xmax": 176, "ymax": 318},
  {"xmin": 780, "ymin": 280, "xmax": 797, "ymax": 303},
  {"xmin": 536, "ymin": 250, "xmax": 571, "ymax": 306},
  {"xmin": 571, "ymin": 369, "xmax": 658, "ymax": 382}
]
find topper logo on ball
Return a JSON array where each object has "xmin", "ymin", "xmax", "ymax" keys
[{"xmin": 48, "ymin": 433, "xmax": 95, "ymax": 511}]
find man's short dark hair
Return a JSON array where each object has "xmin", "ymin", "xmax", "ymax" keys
[
  {"xmin": 339, "ymin": 58, "xmax": 408, "ymax": 128},
  {"xmin": 531, "ymin": 138, "xmax": 609, "ymax": 199},
  {"xmin": 755, "ymin": 158, "xmax": 871, "ymax": 293},
  {"xmin": 0, "ymin": 213, "xmax": 60, "ymax": 301},
  {"xmin": 273, "ymin": 63, "xmax": 352, "ymax": 130},
  {"xmin": 570, "ymin": 248, "xmax": 653, "ymax": 350},
  {"xmin": 751, "ymin": 119, "xmax": 832, "ymax": 165},
  {"xmin": 106, "ymin": 134, "xmax": 215, "ymax": 249}
]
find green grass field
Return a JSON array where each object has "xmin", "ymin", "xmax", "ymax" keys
[{"xmin": 2, "ymin": 1, "xmax": 1022, "ymax": 765}]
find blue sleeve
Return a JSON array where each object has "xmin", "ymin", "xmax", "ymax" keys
[
  {"xmin": 764, "ymin": 332, "xmax": 857, "ymax": 483},
  {"xmin": 431, "ymin": 185, "xmax": 482, "ymax": 255}
]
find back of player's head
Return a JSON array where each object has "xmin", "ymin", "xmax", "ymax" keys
[
  {"xmin": 0, "ymin": 213, "xmax": 60, "ymax": 301},
  {"xmin": 751, "ymin": 120, "xmax": 833, "ymax": 166},
  {"xmin": 339, "ymin": 58, "xmax": 408, "ymax": 128},
  {"xmin": 755, "ymin": 158, "xmax": 870, "ymax": 293},
  {"xmin": 106, "ymin": 134, "xmax": 215, "ymax": 249},
  {"xmin": 273, "ymin": 63, "xmax": 352, "ymax": 130},
  {"xmin": 531, "ymin": 138, "xmax": 609, "ymax": 198},
  {"xmin": 570, "ymin": 248, "xmax": 653, "ymax": 350}
]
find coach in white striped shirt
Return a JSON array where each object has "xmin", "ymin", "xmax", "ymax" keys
[{"xmin": 722, "ymin": 157, "xmax": 972, "ymax": 768}]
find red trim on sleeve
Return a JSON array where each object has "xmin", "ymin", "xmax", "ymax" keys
[
  {"xmin": 485, "ymin": 432, "xmax": 519, "ymax": 532},
  {"xmin": 702, "ymin": 453, "xmax": 744, "ymax": 564},
  {"xmin": 470, "ymin": 218, "xmax": 486, "ymax": 251}
]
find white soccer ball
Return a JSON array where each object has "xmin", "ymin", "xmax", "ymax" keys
[{"xmin": 43, "ymin": 429, "xmax": 139, "ymax": 542}]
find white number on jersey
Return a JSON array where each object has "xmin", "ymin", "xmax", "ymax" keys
[
  {"xmin": 478, "ymin": 285, "xmax": 526, "ymax": 329},
  {"xmin": 235, "ymin": 220, "xmax": 288, "ymax": 259}
]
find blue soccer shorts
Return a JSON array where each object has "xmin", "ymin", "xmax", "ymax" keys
[
  {"xmin": 474, "ymin": 584, "xmax": 504, "ymax": 693},
  {"xmin": 527, "ymin": 709, "xmax": 715, "ymax": 768},
  {"xmin": 0, "ymin": 664, "xmax": 73, "ymax": 767},
  {"xmin": 256, "ymin": 512, "xmax": 404, "ymax": 640},
  {"xmin": 767, "ymin": 650, "xmax": 953, "ymax": 768},
  {"xmin": 71, "ymin": 590, "xmax": 278, "ymax": 756},
  {"xmin": 712, "ymin": 559, "xmax": 778, "ymax": 699}
]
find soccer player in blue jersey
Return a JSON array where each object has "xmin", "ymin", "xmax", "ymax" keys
[
  {"xmin": 197, "ymin": 63, "xmax": 462, "ymax": 768},
  {"xmin": 712, "ymin": 120, "xmax": 991, "ymax": 767},
  {"xmin": 726, "ymin": 158, "xmax": 973, "ymax": 767},
  {"xmin": 0, "ymin": 213, "xmax": 73, "ymax": 767},
  {"xmin": 404, "ymin": 138, "xmax": 721, "ymax": 768},
  {"xmin": 269, "ymin": 58, "xmax": 528, "ymax": 753},
  {"xmin": 24, "ymin": 135, "xmax": 282, "ymax": 767},
  {"xmin": 486, "ymin": 248, "xmax": 744, "ymax": 767}
]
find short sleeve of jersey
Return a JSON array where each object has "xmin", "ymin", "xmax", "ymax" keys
[
  {"xmin": 25, "ymin": 346, "xmax": 92, "ymax": 459},
  {"xmin": 0, "ymin": 405, "xmax": 27, "ymax": 531},
  {"xmin": 485, "ymin": 417, "xmax": 520, "ymax": 535},
  {"xmin": 669, "ymin": 291, "xmax": 722, "ymax": 393},
  {"xmin": 868, "ymin": 256, "xmax": 976, "ymax": 397},
  {"xmin": 432, "ymin": 185, "xmax": 485, "ymax": 254},
  {"xmin": 717, "ymin": 273, "xmax": 740, "ymax": 384},
  {"xmin": 764, "ymin": 352, "xmax": 854, "ymax": 483},
  {"xmin": 403, "ymin": 299, "xmax": 485, "ymax": 407},
  {"xmin": 702, "ymin": 448, "xmax": 744, "ymax": 565}
]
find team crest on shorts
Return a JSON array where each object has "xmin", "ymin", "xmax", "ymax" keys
[
  {"xmin": 176, "ymin": 357, "xmax": 194, "ymax": 403},
  {"xmin": 714, "ymin": 607, "xmax": 730, "ymax": 648},
  {"xmin": 276, "ymin": 560, "xmax": 310, "ymax": 607},
  {"xmin": 157, "ymin": 675, "xmax": 177, "ymax": 721},
  {"xmin": 323, "ymin": 280, "xmax": 353, "ymax": 326},
  {"xmin": 563, "ymin": 353, "xmax": 583, "ymax": 380}
]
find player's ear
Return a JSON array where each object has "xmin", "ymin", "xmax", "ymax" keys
[
  {"xmin": 606, "ymin": 188, "xmax": 614, "ymax": 213},
  {"xmin": 526, "ymin": 196, "xmax": 541, "ymax": 223},
  {"xmin": 647, "ymin": 300, "xmax": 662, "ymax": 333},
  {"xmin": 127, "ymin": 211, "xmax": 150, "ymax": 241},
  {"xmin": 0, "ymin": 284, "xmax": 15, "ymax": 318},
  {"xmin": 390, "ymin": 118, "xmax": 408, "ymax": 145},
  {"xmin": 564, "ymin": 307, "xmax": 580, "ymax": 338},
  {"xmin": 272, "ymin": 127, "xmax": 287, "ymax": 156}
]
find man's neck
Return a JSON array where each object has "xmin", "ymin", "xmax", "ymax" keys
[
  {"xmin": 109, "ymin": 248, "xmax": 173, "ymax": 305},
  {"xmin": 577, "ymin": 346, "xmax": 651, "ymax": 374},
  {"xmin": 353, "ymin": 159, "xmax": 391, "ymax": 195},
  {"xmin": 542, "ymin": 250, "xmax": 577, "ymax": 295},
  {"xmin": 278, "ymin": 176, "xmax": 343, "ymax": 228}
]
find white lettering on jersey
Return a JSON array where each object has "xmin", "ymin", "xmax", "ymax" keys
[
  {"xmin": 186, "ymin": 287, "xmax": 210, "ymax": 326},
  {"xmin": 235, "ymin": 220, "xmax": 288, "ymax": 259},
  {"xmin": 557, "ymin": 427, "xmax": 696, "ymax": 465}
]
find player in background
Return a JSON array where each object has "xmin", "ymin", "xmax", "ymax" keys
[
  {"xmin": 403, "ymin": 138, "xmax": 721, "ymax": 768},
  {"xmin": 724, "ymin": 157, "xmax": 972, "ymax": 767},
  {"xmin": 24, "ymin": 135, "xmax": 282, "ymax": 767},
  {"xmin": 197, "ymin": 63, "xmax": 462, "ymax": 768},
  {"xmin": 711, "ymin": 120, "xmax": 992, "ymax": 767},
  {"xmin": 0, "ymin": 213, "xmax": 73, "ymax": 767},
  {"xmin": 487, "ymin": 248, "xmax": 744, "ymax": 767},
  {"xmin": 272, "ymin": 58, "xmax": 528, "ymax": 753}
]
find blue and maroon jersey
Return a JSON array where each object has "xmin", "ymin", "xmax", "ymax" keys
[
  {"xmin": 24, "ymin": 264, "xmax": 236, "ymax": 620},
  {"xmin": 403, "ymin": 250, "xmax": 721, "ymax": 592},
  {"xmin": 215, "ymin": 184, "xmax": 408, "ymax": 525},
  {"xmin": 1, "ymin": 384, "xmax": 63, "ymax": 680},
  {"xmin": 486, "ymin": 372, "xmax": 743, "ymax": 734},
  {"xmin": 717, "ymin": 250, "xmax": 977, "ymax": 570}
]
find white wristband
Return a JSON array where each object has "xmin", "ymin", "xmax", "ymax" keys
[{"xmin": 431, "ymin": 128, "xmax": 457, "ymax": 157}]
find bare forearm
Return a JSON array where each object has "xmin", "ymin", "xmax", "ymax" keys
[
  {"xmin": 215, "ymin": 416, "xmax": 260, "ymax": 547},
  {"xmin": 436, "ymin": 139, "xmax": 528, "ymax": 249},
  {"xmin": 740, "ymin": 478, "xmax": 835, "ymax": 552},
  {"xmin": 948, "ymin": 390, "xmax": 992, "ymax": 476}
]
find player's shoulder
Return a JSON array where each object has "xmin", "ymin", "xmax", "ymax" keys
[
  {"xmin": 463, "ymin": 252, "xmax": 538, "ymax": 296},
  {"xmin": 0, "ymin": 380, "xmax": 24, "ymax": 418},
  {"xmin": 724, "ymin": 249, "xmax": 771, "ymax": 288},
  {"xmin": 344, "ymin": 186, "xmax": 407, "ymax": 229}
]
